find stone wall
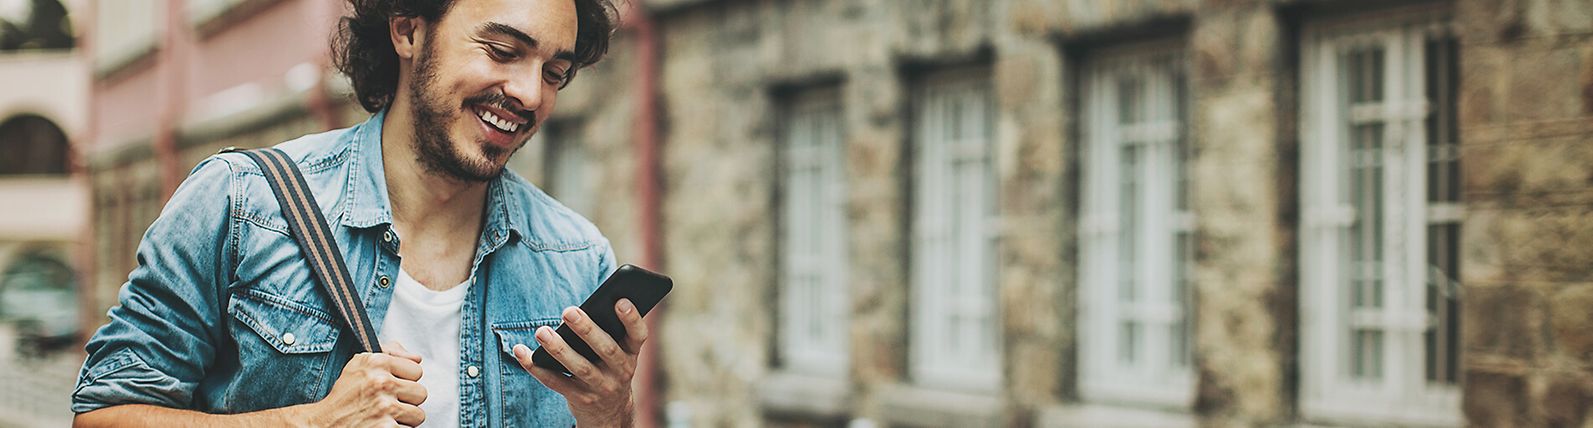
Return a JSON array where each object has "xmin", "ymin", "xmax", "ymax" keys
[
  {"xmin": 541, "ymin": 0, "xmax": 1593, "ymax": 426},
  {"xmin": 1455, "ymin": 0, "xmax": 1593, "ymax": 426},
  {"xmin": 1186, "ymin": 3, "xmax": 1293, "ymax": 424}
]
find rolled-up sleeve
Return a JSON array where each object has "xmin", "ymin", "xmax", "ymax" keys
[{"xmin": 73, "ymin": 157, "xmax": 237, "ymax": 413}]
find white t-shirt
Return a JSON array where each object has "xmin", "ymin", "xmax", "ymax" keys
[{"xmin": 379, "ymin": 269, "xmax": 469, "ymax": 428}]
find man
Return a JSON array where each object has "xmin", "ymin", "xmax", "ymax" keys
[{"xmin": 71, "ymin": 0, "xmax": 639, "ymax": 426}]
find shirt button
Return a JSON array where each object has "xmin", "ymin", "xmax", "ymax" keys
[
  {"xmin": 382, "ymin": 230, "xmax": 395, "ymax": 243},
  {"xmin": 282, "ymin": 332, "xmax": 296, "ymax": 346},
  {"xmin": 378, "ymin": 275, "xmax": 391, "ymax": 288},
  {"xmin": 466, "ymin": 365, "xmax": 480, "ymax": 378}
]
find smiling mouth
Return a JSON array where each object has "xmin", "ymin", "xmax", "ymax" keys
[{"xmin": 474, "ymin": 107, "xmax": 523, "ymax": 134}]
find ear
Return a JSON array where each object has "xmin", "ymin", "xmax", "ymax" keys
[{"xmin": 389, "ymin": 16, "xmax": 426, "ymax": 60}]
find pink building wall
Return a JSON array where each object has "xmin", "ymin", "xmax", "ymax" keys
[{"xmin": 91, "ymin": 0, "xmax": 341, "ymax": 150}]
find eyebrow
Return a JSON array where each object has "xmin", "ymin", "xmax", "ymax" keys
[{"xmin": 477, "ymin": 22, "xmax": 577, "ymax": 62}]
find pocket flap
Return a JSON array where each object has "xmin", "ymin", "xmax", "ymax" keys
[
  {"xmin": 229, "ymin": 290, "xmax": 341, "ymax": 354},
  {"xmin": 491, "ymin": 319, "xmax": 561, "ymax": 357}
]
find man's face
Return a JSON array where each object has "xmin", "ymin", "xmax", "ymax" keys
[{"xmin": 407, "ymin": 0, "xmax": 579, "ymax": 182}]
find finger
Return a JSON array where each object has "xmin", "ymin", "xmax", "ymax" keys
[
  {"xmin": 385, "ymin": 354, "xmax": 424, "ymax": 382},
  {"xmin": 383, "ymin": 341, "xmax": 423, "ymax": 363},
  {"xmin": 615, "ymin": 298, "xmax": 648, "ymax": 353},
  {"xmin": 534, "ymin": 325, "xmax": 603, "ymax": 385},
  {"xmin": 394, "ymin": 378, "xmax": 428, "ymax": 406},
  {"xmin": 392, "ymin": 402, "xmax": 426, "ymax": 427},
  {"xmin": 514, "ymin": 344, "xmax": 584, "ymax": 394},
  {"xmin": 563, "ymin": 306, "xmax": 628, "ymax": 369}
]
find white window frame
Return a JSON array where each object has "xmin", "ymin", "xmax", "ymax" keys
[
  {"xmin": 909, "ymin": 68, "xmax": 1000, "ymax": 391},
  {"xmin": 543, "ymin": 122, "xmax": 595, "ymax": 216},
  {"xmin": 1077, "ymin": 43, "xmax": 1194, "ymax": 409},
  {"xmin": 1299, "ymin": 9, "xmax": 1461, "ymax": 426},
  {"xmin": 777, "ymin": 91, "xmax": 850, "ymax": 377}
]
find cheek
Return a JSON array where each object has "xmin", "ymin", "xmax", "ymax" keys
[{"xmin": 540, "ymin": 91, "xmax": 558, "ymax": 116}]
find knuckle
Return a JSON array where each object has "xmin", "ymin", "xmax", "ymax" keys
[
  {"xmin": 377, "ymin": 376, "xmax": 398, "ymax": 393},
  {"xmin": 572, "ymin": 364, "xmax": 596, "ymax": 379}
]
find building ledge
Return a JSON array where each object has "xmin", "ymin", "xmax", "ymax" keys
[
  {"xmin": 879, "ymin": 383, "xmax": 1004, "ymax": 427},
  {"xmin": 0, "ymin": 177, "xmax": 84, "ymax": 241},
  {"xmin": 1035, "ymin": 403, "xmax": 1196, "ymax": 428},
  {"xmin": 757, "ymin": 371, "xmax": 852, "ymax": 421}
]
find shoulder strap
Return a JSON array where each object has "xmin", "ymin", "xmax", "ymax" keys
[{"xmin": 225, "ymin": 147, "xmax": 383, "ymax": 354}]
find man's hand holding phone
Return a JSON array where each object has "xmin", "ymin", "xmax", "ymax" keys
[{"xmin": 511, "ymin": 299, "xmax": 648, "ymax": 428}]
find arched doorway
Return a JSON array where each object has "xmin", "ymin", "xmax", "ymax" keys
[{"xmin": 0, "ymin": 114, "xmax": 70, "ymax": 175}]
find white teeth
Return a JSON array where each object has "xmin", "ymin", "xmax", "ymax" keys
[{"xmin": 477, "ymin": 109, "xmax": 519, "ymax": 133}]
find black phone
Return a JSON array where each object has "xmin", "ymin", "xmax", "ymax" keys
[{"xmin": 532, "ymin": 264, "xmax": 672, "ymax": 376}]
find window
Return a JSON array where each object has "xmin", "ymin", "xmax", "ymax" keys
[
  {"xmin": 776, "ymin": 92, "xmax": 849, "ymax": 376},
  {"xmin": 1300, "ymin": 11, "xmax": 1460, "ymax": 426},
  {"xmin": 92, "ymin": 0, "xmax": 161, "ymax": 71},
  {"xmin": 542, "ymin": 122, "xmax": 595, "ymax": 216},
  {"xmin": 1077, "ymin": 45, "xmax": 1193, "ymax": 408},
  {"xmin": 910, "ymin": 69, "xmax": 999, "ymax": 390}
]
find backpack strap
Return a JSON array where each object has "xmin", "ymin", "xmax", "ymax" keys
[{"xmin": 224, "ymin": 147, "xmax": 383, "ymax": 354}]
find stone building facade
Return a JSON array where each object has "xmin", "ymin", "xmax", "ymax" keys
[
  {"xmin": 82, "ymin": 0, "xmax": 1593, "ymax": 427},
  {"xmin": 538, "ymin": 0, "xmax": 1593, "ymax": 426}
]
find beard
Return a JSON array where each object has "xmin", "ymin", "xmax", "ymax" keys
[{"xmin": 407, "ymin": 39, "xmax": 527, "ymax": 183}]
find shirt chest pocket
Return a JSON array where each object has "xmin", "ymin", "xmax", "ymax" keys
[
  {"xmin": 223, "ymin": 290, "xmax": 343, "ymax": 411},
  {"xmin": 492, "ymin": 319, "xmax": 577, "ymax": 427}
]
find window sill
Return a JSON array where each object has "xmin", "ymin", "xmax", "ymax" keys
[
  {"xmin": 757, "ymin": 371, "xmax": 852, "ymax": 421},
  {"xmin": 879, "ymin": 383, "xmax": 1004, "ymax": 427},
  {"xmin": 1035, "ymin": 403, "xmax": 1196, "ymax": 428}
]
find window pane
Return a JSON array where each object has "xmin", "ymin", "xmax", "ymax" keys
[
  {"xmin": 1118, "ymin": 144, "xmax": 1140, "ymax": 364},
  {"xmin": 1080, "ymin": 50, "xmax": 1192, "ymax": 406},
  {"xmin": 1425, "ymin": 223, "xmax": 1461, "ymax": 384},
  {"xmin": 546, "ymin": 129, "xmax": 593, "ymax": 216},
  {"xmin": 911, "ymin": 73, "xmax": 996, "ymax": 389},
  {"xmin": 778, "ymin": 97, "xmax": 847, "ymax": 375},
  {"xmin": 1424, "ymin": 35, "xmax": 1461, "ymax": 386},
  {"xmin": 1352, "ymin": 329, "xmax": 1384, "ymax": 379},
  {"xmin": 1341, "ymin": 45, "xmax": 1386, "ymax": 382}
]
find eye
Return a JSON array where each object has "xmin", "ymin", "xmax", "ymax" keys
[
  {"xmin": 484, "ymin": 45, "xmax": 518, "ymax": 61},
  {"xmin": 543, "ymin": 66, "xmax": 570, "ymax": 86}
]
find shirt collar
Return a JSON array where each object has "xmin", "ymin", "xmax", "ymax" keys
[{"xmin": 339, "ymin": 109, "xmax": 524, "ymax": 248}]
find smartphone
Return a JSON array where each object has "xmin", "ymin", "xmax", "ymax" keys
[{"xmin": 532, "ymin": 264, "xmax": 673, "ymax": 376}]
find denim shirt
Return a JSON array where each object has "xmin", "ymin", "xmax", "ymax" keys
[{"xmin": 73, "ymin": 109, "xmax": 612, "ymax": 427}]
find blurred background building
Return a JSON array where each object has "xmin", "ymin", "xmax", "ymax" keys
[
  {"xmin": 0, "ymin": 0, "xmax": 1585, "ymax": 426},
  {"xmin": 0, "ymin": 0, "xmax": 86, "ymax": 425}
]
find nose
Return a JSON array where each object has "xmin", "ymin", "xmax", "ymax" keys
[{"xmin": 502, "ymin": 74, "xmax": 544, "ymax": 117}]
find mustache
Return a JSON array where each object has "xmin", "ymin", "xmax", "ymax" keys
[{"xmin": 463, "ymin": 92, "xmax": 536, "ymax": 124}]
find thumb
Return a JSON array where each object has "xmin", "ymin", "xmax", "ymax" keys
[{"xmin": 383, "ymin": 340, "xmax": 423, "ymax": 363}]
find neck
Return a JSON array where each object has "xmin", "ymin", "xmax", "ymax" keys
[{"xmin": 380, "ymin": 103, "xmax": 490, "ymax": 237}]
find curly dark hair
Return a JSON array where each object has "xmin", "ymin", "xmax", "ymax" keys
[{"xmin": 332, "ymin": 0, "xmax": 618, "ymax": 113}]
